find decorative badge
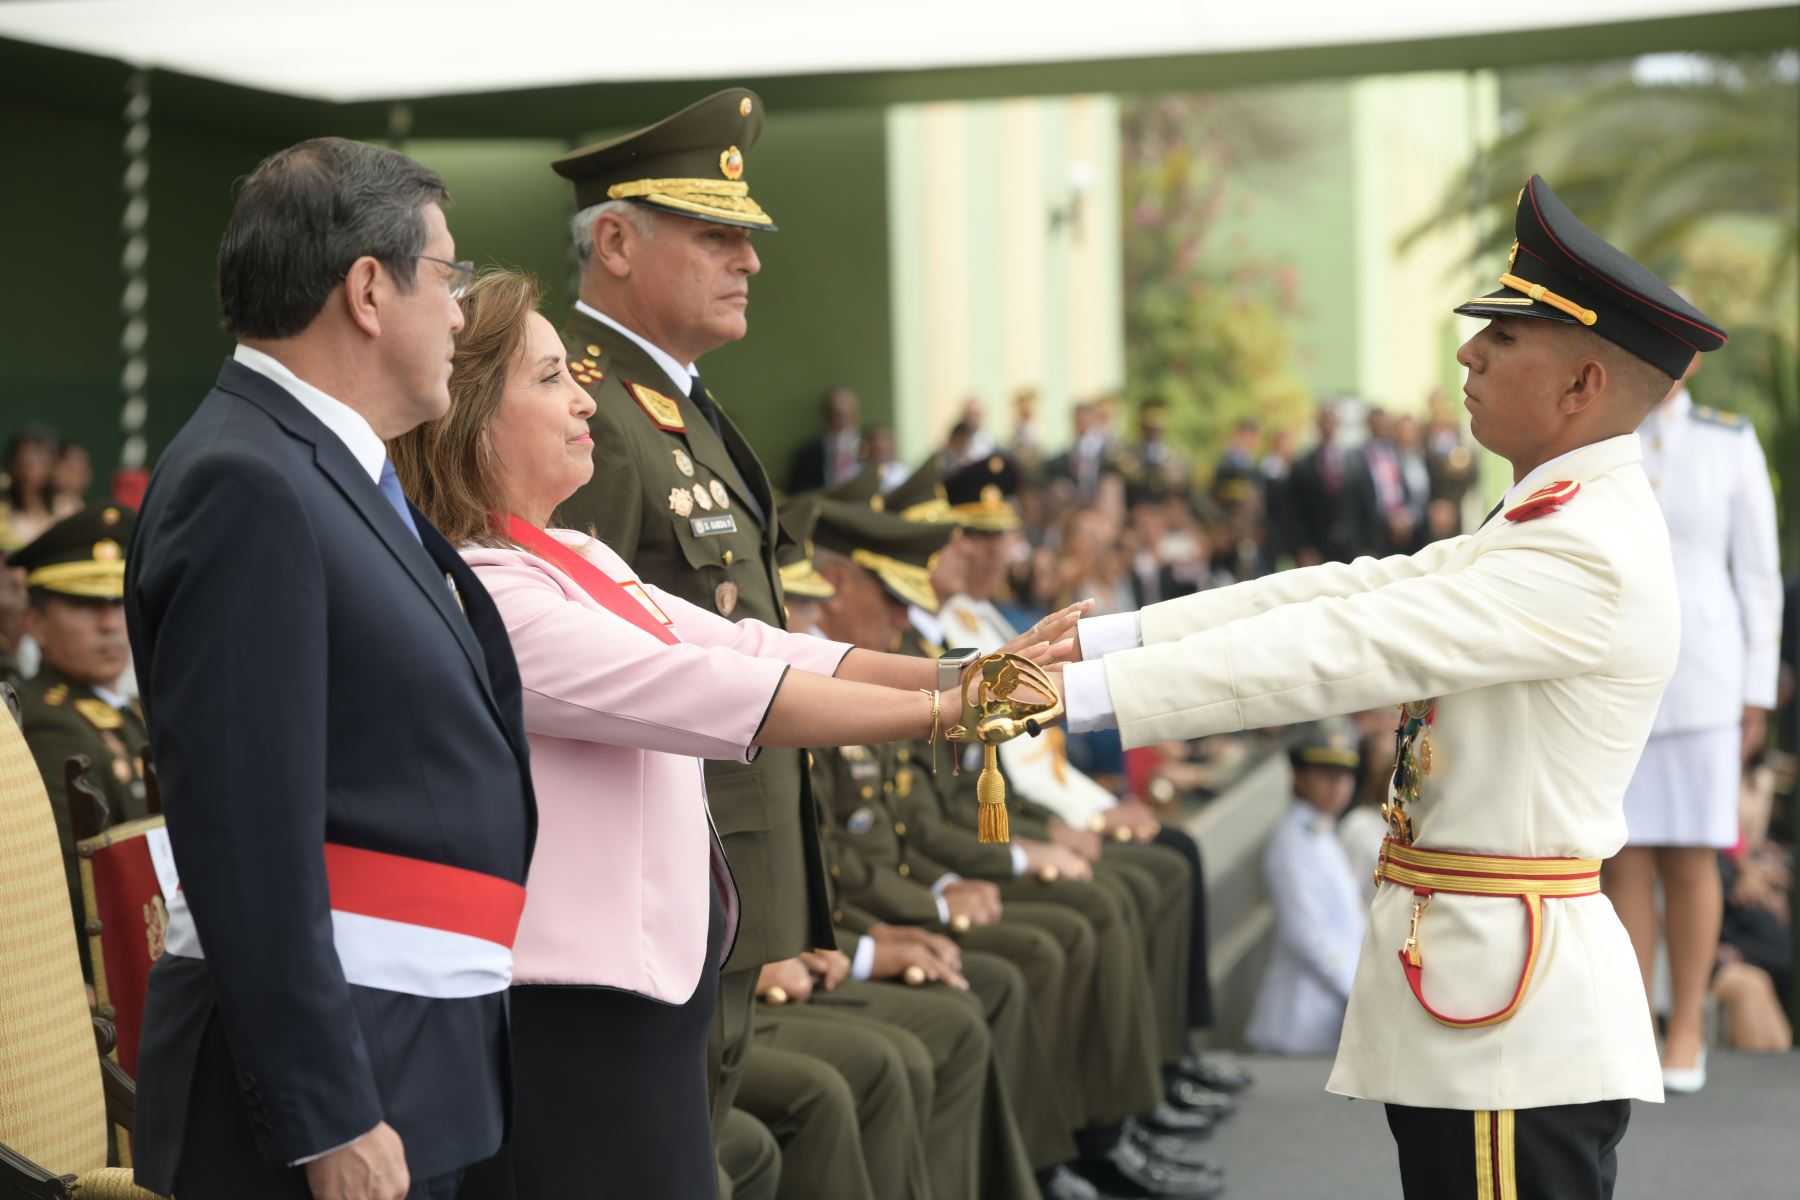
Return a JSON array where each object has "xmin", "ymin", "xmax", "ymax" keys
[
  {"xmin": 669, "ymin": 487, "xmax": 694, "ymax": 517},
  {"xmin": 739, "ymin": 96, "xmax": 753, "ymax": 117},
  {"xmin": 626, "ymin": 381, "xmax": 685, "ymax": 432},
  {"xmin": 847, "ymin": 806, "xmax": 876, "ymax": 835},
  {"xmin": 709, "ymin": 480, "xmax": 731, "ymax": 510},
  {"xmin": 571, "ymin": 357, "xmax": 603, "ymax": 387},
  {"xmin": 93, "ymin": 539, "xmax": 122, "ymax": 562},
  {"xmin": 715, "ymin": 580, "xmax": 739, "ymax": 616},
  {"xmin": 74, "ymin": 698, "xmax": 123, "ymax": 731},
  {"xmin": 1505, "ymin": 480, "xmax": 1580, "ymax": 523},
  {"xmin": 692, "ymin": 483, "xmax": 713, "ymax": 511},
  {"xmin": 673, "ymin": 448, "xmax": 695, "ymax": 477},
  {"xmin": 720, "ymin": 146, "xmax": 744, "ymax": 181}
]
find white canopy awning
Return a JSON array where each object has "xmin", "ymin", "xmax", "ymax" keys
[{"xmin": 0, "ymin": 0, "xmax": 1789, "ymax": 103}]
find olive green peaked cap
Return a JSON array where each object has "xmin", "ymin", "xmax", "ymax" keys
[{"xmin": 552, "ymin": 88, "xmax": 777, "ymax": 231}]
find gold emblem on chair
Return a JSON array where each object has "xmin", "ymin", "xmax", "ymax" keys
[{"xmin": 144, "ymin": 894, "xmax": 169, "ymax": 961}]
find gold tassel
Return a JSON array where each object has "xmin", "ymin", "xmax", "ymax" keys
[{"xmin": 977, "ymin": 743, "xmax": 1009, "ymax": 843}]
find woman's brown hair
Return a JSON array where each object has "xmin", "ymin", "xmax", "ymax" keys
[{"xmin": 388, "ymin": 268, "xmax": 542, "ymax": 548}]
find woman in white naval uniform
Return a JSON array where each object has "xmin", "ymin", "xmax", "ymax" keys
[
  {"xmin": 1607, "ymin": 361, "xmax": 1782, "ymax": 1092},
  {"xmin": 1245, "ymin": 722, "xmax": 1367, "ymax": 1056}
]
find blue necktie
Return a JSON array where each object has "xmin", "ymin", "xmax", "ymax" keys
[{"xmin": 378, "ymin": 459, "xmax": 422, "ymax": 544}]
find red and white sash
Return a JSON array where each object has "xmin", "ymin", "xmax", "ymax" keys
[{"xmin": 157, "ymin": 838, "xmax": 526, "ymax": 999}]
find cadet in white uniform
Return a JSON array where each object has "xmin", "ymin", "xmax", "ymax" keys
[
  {"xmin": 1606, "ymin": 365, "xmax": 1782, "ymax": 1092},
  {"xmin": 1060, "ymin": 175, "xmax": 1730, "ymax": 1199},
  {"xmin": 1245, "ymin": 721, "xmax": 1366, "ymax": 1056}
]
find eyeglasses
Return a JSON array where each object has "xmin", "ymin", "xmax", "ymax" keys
[{"xmin": 417, "ymin": 255, "xmax": 475, "ymax": 300}]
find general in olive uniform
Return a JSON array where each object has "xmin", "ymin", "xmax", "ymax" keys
[
  {"xmin": 548, "ymin": 89, "xmax": 834, "ymax": 1133},
  {"xmin": 12, "ymin": 505, "xmax": 149, "ymax": 979}
]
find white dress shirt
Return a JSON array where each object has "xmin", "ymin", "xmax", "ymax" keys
[
  {"xmin": 575, "ymin": 300, "xmax": 697, "ymax": 396},
  {"xmin": 233, "ymin": 344, "xmax": 386, "ymax": 485}
]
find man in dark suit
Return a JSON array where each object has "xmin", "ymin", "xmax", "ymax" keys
[
  {"xmin": 1287, "ymin": 403, "xmax": 1377, "ymax": 565},
  {"xmin": 787, "ymin": 386, "xmax": 865, "ymax": 493},
  {"xmin": 125, "ymin": 138, "xmax": 535, "ymax": 1200}
]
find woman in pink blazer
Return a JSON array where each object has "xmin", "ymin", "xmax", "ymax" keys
[{"xmin": 390, "ymin": 271, "xmax": 1078, "ymax": 1198}]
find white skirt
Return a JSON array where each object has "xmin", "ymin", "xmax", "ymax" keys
[{"xmin": 1622, "ymin": 725, "xmax": 1740, "ymax": 848}]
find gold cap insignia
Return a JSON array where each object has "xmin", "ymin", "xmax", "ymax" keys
[
  {"xmin": 102, "ymin": 507, "xmax": 121, "ymax": 525},
  {"xmin": 720, "ymin": 146, "xmax": 744, "ymax": 181},
  {"xmin": 739, "ymin": 97, "xmax": 753, "ymax": 117},
  {"xmin": 92, "ymin": 539, "xmax": 122, "ymax": 562}
]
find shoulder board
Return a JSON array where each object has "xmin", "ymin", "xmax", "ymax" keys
[
  {"xmin": 1689, "ymin": 405, "xmax": 1746, "ymax": 430},
  {"xmin": 1504, "ymin": 479, "xmax": 1581, "ymax": 523},
  {"xmin": 72, "ymin": 698, "xmax": 124, "ymax": 731},
  {"xmin": 43, "ymin": 683, "xmax": 68, "ymax": 706},
  {"xmin": 568, "ymin": 354, "xmax": 605, "ymax": 388},
  {"xmin": 625, "ymin": 381, "xmax": 686, "ymax": 433}
]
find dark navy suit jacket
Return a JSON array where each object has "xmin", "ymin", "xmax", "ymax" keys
[{"xmin": 124, "ymin": 359, "xmax": 536, "ymax": 1192}]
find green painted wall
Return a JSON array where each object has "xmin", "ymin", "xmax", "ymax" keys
[{"xmin": 687, "ymin": 106, "xmax": 893, "ymax": 485}]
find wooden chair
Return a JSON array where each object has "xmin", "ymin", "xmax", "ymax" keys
[{"xmin": 0, "ymin": 700, "xmax": 164, "ymax": 1198}]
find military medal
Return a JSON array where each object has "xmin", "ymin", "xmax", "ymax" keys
[
  {"xmin": 715, "ymin": 580, "xmax": 738, "ymax": 615},
  {"xmin": 669, "ymin": 487, "xmax": 694, "ymax": 517},
  {"xmin": 691, "ymin": 483, "xmax": 712, "ymax": 511},
  {"xmin": 709, "ymin": 480, "xmax": 730, "ymax": 510},
  {"xmin": 673, "ymin": 448, "xmax": 695, "ymax": 477}
]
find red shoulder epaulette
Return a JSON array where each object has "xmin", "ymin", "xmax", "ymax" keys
[{"xmin": 1504, "ymin": 480, "xmax": 1580, "ymax": 522}]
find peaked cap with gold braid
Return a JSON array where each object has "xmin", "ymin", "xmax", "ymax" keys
[
  {"xmin": 810, "ymin": 497, "xmax": 958, "ymax": 615},
  {"xmin": 1454, "ymin": 174, "xmax": 1725, "ymax": 379},
  {"xmin": 12, "ymin": 505, "xmax": 135, "ymax": 599},
  {"xmin": 881, "ymin": 457, "xmax": 957, "ymax": 525},
  {"xmin": 773, "ymin": 495, "xmax": 836, "ymax": 601},
  {"xmin": 553, "ymin": 88, "xmax": 777, "ymax": 231}
]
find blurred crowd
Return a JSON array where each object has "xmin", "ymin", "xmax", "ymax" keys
[{"xmin": 783, "ymin": 382, "xmax": 1797, "ymax": 1062}]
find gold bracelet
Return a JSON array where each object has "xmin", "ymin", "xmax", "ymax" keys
[{"xmin": 920, "ymin": 688, "xmax": 941, "ymax": 775}]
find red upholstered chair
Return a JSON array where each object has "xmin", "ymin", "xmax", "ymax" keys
[{"xmin": 69, "ymin": 751, "xmax": 167, "ymax": 1081}]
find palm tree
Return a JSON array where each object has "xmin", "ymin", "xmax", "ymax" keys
[{"xmin": 1406, "ymin": 52, "xmax": 1799, "ymax": 563}]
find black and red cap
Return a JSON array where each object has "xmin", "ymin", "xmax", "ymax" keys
[{"xmin": 1454, "ymin": 175, "xmax": 1726, "ymax": 379}]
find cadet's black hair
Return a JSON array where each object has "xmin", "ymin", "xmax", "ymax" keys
[{"xmin": 218, "ymin": 137, "xmax": 449, "ymax": 340}]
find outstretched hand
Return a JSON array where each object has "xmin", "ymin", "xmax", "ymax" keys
[{"xmin": 1000, "ymin": 600, "xmax": 1092, "ymax": 666}]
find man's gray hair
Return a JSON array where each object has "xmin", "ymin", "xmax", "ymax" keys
[{"xmin": 571, "ymin": 199, "xmax": 657, "ymax": 264}]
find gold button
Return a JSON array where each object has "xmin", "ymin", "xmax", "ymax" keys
[
  {"xmin": 830, "ymin": 864, "xmax": 841, "ymax": 878},
  {"xmin": 894, "ymin": 822, "xmax": 906, "ymax": 836},
  {"xmin": 898, "ymin": 863, "xmax": 911, "ymax": 877},
  {"xmin": 883, "ymin": 781, "xmax": 893, "ymax": 795},
  {"xmin": 723, "ymin": 549, "xmax": 735, "ymax": 565},
  {"xmin": 897, "ymin": 748, "xmax": 910, "ymax": 763},
  {"xmin": 860, "ymin": 785, "xmax": 874, "ymax": 799},
  {"xmin": 833, "ymin": 909, "xmax": 844, "ymax": 923}
]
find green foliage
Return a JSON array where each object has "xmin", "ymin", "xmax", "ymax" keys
[
  {"xmin": 1120, "ymin": 94, "xmax": 1314, "ymax": 476},
  {"xmin": 1406, "ymin": 52, "xmax": 1799, "ymax": 562}
]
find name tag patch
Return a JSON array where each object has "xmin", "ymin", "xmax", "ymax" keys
[{"xmin": 691, "ymin": 514, "xmax": 738, "ymax": 537}]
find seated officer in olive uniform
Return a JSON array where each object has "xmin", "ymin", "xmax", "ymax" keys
[
  {"xmin": 12, "ymin": 505, "xmax": 148, "ymax": 981},
  {"xmin": 780, "ymin": 502, "xmax": 1088, "ymax": 1200},
  {"xmin": 802, "ymin": 498, "xmax": 1224, "ymax": 1200},
  {"xmin": 932, "ymin": 456, "xmax": 1246, "ymax": 1106}
]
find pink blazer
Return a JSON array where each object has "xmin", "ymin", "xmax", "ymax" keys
[{"xmin": 463, "ymin": 530, "xmax": 850, "ymax": 1003}]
